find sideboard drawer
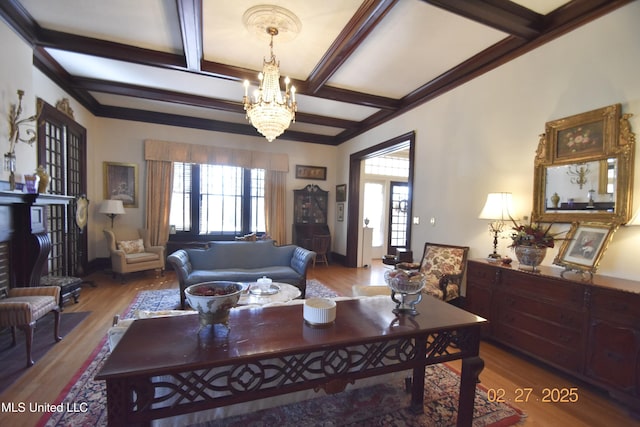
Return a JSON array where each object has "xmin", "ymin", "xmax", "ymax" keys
[
  {"xmin": 467, "ymin": 261, "xmax": 498, "ymax": 288},
  {"xmin": 498, "ymin": 306, "xmax": 582, "ymax": 348},
  {"xmin": 495, "ymin": 323, "xmax": 582, "ymax": 372},
  {"xmin": 497, "ymin": 292, "xmax": 583, "ymax": 330},
  {"xmin": 501, "ymin": 269, "xmax": 585, "ymax": 310}
]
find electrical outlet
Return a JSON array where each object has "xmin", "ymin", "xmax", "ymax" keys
[
  {"xmin": 413, "ymin": 216, "xmax": 420, "ymax": 225},
  {"xmin": 430, "ymin": 217, "xmax": 436, "ymax": 226}
]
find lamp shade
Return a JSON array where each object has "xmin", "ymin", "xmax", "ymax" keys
[
  {"xmin": 479, "ymin": 193, "xmax": 513, "ymax": 220},
  {"xmin": 99, "ymin": 199, "xmax": 125, "ymax": 215}
]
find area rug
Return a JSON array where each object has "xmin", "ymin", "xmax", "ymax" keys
[
  {"xmin": 39, "ymin": 284, "xmax": 523, "ymax": 426},
  {"xmin": 0, "ymin": 311, "xmax": 90, "ymax": 395}
]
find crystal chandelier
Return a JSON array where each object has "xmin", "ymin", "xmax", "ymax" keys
[{"xmin": 243, "ymin": 27, "xmax": 297, "ymax": 142}]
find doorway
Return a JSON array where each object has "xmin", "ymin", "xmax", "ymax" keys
[{"xmin": 346, "ymin": 131, "xmax": 415, "ymax": 267}]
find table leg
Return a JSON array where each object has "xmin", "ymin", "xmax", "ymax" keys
[
  {"xmin": 457, "ymin": 356, "xmax": 484, "ymax": 427},
  {"xmin": 409, "ymin": 335, "xmax": 428, "ymax": 413}
]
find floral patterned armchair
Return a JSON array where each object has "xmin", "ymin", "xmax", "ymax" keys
[
  {"xmin": 418, "ymin": 242, "xmax": 469, "ymax": 302},
  {"xmin": 351, "ymin": 242, "xmax": 469, "ymax": 304}
]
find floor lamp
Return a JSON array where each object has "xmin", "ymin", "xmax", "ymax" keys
[
  {"xmin": 478, "ymin": 192, "xmax": 513, "ymax": 259},
  {"xmin": 100, "ymin": 199, "xmax": 126, "ymax": 228}
]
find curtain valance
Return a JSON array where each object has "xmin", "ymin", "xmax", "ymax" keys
[{"xmin": 144, "ymin": 139, "xmax": 289, "ymax": 172}]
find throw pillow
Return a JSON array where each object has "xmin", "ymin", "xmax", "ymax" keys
[{"xmin": 118, "ymin": 239, "xmax": 145, "ymax": 254}]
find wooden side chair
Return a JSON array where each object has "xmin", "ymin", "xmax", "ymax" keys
[
  {"xmin": 0, "ymin": 286, "xmax": 62, "ymax": 367},
  {"xmin": 311, "ymin": 234, "xmax": 331, "ymax": 267}
]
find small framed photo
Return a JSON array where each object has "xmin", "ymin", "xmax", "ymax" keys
[
  {"xmin": 295, "ymin": 165, "xmax": 326, "ymax": 180},
  {"xmin": 337, "ymin": 203, "xmax": 344, "ymax": 222},
  {"xmin": 553, "ymin": 222, "xmax": 619, "ymax": 273},
  {"xmin": 336, "ymin": 184, "xmax": 347, "ymax": 202},
  {"xmin": 104, "ymin": 162, "xmax": 138, "ymax": 208}
]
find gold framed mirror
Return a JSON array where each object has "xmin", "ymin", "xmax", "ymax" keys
[{"xmin": 533, "ymin": 104, "xmax": 635, "ymax": 224}]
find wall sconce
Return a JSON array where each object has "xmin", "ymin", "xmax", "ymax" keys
[
  {"xmin": 567, "ymin": 163, "xmax": 590, "ymax": 189},
  {"xmin": 99, "ymin": 199, "xmax": 125, "ymax": 227},
  {"xmin": 478, "ymin": 192, "xmax": 513, "ymax": 259}
]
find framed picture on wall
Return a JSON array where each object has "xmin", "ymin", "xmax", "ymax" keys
[
  {"xmin": 103, "ymin": 162, "xmax": 138, "ymax": 208},
  {"xmin": 336, "ymin": 184, "xmax": 347, "ymax": 202},
  {"xmin": 337, "ymin": 203, "xmax": 344, "ymax": 222},
  {"xmin": 295, "ymin": 165, "xmax": 327, "ymax": 180}
]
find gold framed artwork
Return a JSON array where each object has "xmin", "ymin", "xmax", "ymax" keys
[
  {"xmin": 103, "ymin": 162, "xmax": 138, "ymax": 208},
  {"xmin": 553, "ymin": 222, "xmax": 618, "ymax": 274},
  {"xmin": 295, "ymin": 165, "xmax": 327, "ymax": 180},
  {"xmin": 532, "ymin": 104, "xmax": 635, "ymax": 224}
]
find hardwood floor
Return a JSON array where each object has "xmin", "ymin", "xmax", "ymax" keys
[{"xmin": 1, "ymin": 261, "xmax": 638, "ymax": 426}]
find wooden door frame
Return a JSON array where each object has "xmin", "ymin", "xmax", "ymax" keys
[{"xmin": 345, "ymin": 131, "xmax": 415, "ymax": 267}]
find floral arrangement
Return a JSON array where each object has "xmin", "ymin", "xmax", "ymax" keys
[{"xmin": 508, "ymin": 217, "xmax": 565, "ymax": 249}]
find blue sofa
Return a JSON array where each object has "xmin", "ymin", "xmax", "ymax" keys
[{"xmin": 167, "ymin": 240, "xmax": 315, "ymax": 309}]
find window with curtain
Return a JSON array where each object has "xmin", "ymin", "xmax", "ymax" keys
[{"xmin": 170, "ymin": 162, "xmax": 265, "ymax": 238}]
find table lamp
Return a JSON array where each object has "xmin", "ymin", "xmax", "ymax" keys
[
  {"xmin": 100, "ymin": 199, "xmax": 125, "ymax": 227},
  {"xmin": 478, "ymin": 192, "xmax": 513, "ymax": 259}
]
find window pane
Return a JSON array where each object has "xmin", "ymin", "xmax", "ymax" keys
[
  {"xmin": 169, "ymin": 163, "xmax": 266, "ymax": 236},
  {"xmin": 170, "ymin": 162, "xmax": 191, "ymax": 231},
  {"xmin": 200, "ymin": 165, "xmax": 243, "ymax": 234},
  {"xmin": 251, "ymin": 169, "xmax": 265, "ymax": 233}
]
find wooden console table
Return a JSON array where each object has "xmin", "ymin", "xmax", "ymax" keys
[
  {"xmin": 465, "ymin": 259, "xmax": 640, "ymax": 412},
  {"xmin": 96, "ymin": 296, "xmax": 486, "ymax": 426}
]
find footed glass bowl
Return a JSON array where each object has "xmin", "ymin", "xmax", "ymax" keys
[
  {"xmin": 185, "ymin": 281, "xmax": 243, "ymax": 328},
  {"xmin": 384, "ymin": 269, "xmax": 426, "ymax": 315}
]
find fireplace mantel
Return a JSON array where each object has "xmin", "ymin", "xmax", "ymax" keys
[{"xmin": 0, "ymin": 191, "xmax": 73, "ymax": 288}]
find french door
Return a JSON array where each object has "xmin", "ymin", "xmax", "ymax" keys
[
  {"xmin": 37, "ymin": 100, "xmax": 87, "ymax": 276},
  {"xmin": 387, "ymin": 181, "xmax": 409, "ymax": 254}
]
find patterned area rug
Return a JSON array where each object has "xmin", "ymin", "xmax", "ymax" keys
[{"xmin": 38, "ymin": 283, "xmax": 524, "ymax": 427}]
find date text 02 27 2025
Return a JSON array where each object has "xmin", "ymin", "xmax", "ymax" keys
[{"xmin": 486, "ymin": 387, "xmax": 579, "ymax": 404}]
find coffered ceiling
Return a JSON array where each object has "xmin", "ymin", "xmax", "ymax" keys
[{"xmin": 0, "ymin": 0, "xmax": 630, "ymax": 145}]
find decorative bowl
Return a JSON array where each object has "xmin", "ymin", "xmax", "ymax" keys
[
  {"xmin": 185, "ymin": 281, "xmax": 243, "ymax": 327},
  {"xmin": 384, "ymin": 269, "xmax": 426, "ymax": 315},
  {"xmin": 384, "ymin": 269, "xmax": 426, "ymax": 294}
]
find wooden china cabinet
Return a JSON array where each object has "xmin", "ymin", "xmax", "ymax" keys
[
  {"xmin": 292, "ymin": 184, "xmax": 329, "ymax": 250},
  {"xmin": 465, "ymin": 259, "xmax": 640, "ymax": 413}
]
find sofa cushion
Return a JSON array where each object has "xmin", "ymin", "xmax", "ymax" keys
[
  {"xmin": 126, "ymin": 252, "xmax": 161, "ymax": 264},
  {"xmin": 118, "ymin": 239, "xmax": 145, "ymax": 254},
  {"xmin": 187, "ymin": 240, "xmax": 295, "ymax": 270}
]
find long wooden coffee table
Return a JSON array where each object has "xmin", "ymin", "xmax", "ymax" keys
[{"xmin": 95, "ymin": 296, "xmax": 487, "ymax": 426}]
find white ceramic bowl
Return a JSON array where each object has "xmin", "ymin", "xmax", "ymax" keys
[
  {"xmin": 185, "ymin": 281, "xmax": 243, "ymax": 326},
  {"xmin": 303, "ymin": 298, "xmax": 337, "ymax": 326}
]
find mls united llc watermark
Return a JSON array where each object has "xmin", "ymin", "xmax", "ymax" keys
[{"xmin": 1, "ymin": 401, "xmax": 89, "ymax": 413}]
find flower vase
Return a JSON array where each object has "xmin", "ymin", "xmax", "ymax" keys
[
  {"xmin": 36, "ymin": 165, "xmax": 50, "ymax": 193},
  {"xmin": 514, "ymin": 246, "xmax": 547, "ymax": 272}
]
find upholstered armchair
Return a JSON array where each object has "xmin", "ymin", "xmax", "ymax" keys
[
  {"xmin": 0, "ymin": 286, "xmax": 61, "ymax": 367},
  {"xmin": 352, "ymin": 242, "xmax": 469, "ymax": 304},
  {"xmin": 103, "ymin": 228, "xmax": 165, "ymax": 282}
]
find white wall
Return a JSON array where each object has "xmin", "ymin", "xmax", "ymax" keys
[
  {"xmin": 2, "ymin": 2, "xmax": 640, "ymax": 281},
  {"xmin": 337, "ymin": 2, "xmax": 640, "ymax": 281}
]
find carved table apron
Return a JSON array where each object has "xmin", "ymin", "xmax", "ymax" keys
[{"xmin": 95, "ymin": 296, "xmax": 486, "ymax": 427}]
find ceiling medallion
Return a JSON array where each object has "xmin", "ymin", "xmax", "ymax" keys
[
  {"xmin": 242, "ymin": 6, "xmax": 300, "ymax": 142},
  {"xmin": 242, "ymin": 5, "xmax": 302, "ymax": 43}
]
